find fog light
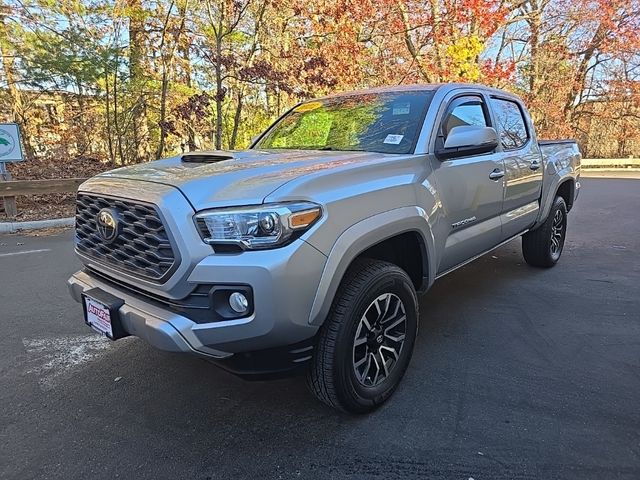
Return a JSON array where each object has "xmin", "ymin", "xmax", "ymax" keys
[{"xmin": 229, "ymin": 292, "xmax": 249, "ymax": 314}]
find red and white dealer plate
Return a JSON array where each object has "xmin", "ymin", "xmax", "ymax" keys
[{"xmin": 84, "ymin": 296, "xmax": 113, "ymax": 338}]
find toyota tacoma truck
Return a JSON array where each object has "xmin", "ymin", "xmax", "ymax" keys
[{"xmin": 68, "ymin": 83, "xmax": 581, "ymax": 413}]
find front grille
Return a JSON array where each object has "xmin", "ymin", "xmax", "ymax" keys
[{"xmin": 75, "ymin": 193, "xmax": 178, "ymax": 282}]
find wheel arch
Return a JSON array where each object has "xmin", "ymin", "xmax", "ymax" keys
[
  {"xmin": 307, "ymin": 206, "xmax": 435, "ymax": 326},
  {"xmin": 535, "ymin": 173, "xmax": 578, "ymax": 229},
  {"xmin": 556, "ymin": 178, "xmax": 575, "ymax": 212},
  {"xmin": 355, "ymin": 231, "xmax": 429, "ymax": 293}
]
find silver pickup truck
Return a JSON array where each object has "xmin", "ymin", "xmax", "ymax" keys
[{"xmin": 68, "ymin": 83, "xmax": 581, "ymax": 413}]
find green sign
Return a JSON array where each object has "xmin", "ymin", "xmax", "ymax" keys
[{"xmin": 0, "ymin": 124, "xmax": 24, "ymax": 162}]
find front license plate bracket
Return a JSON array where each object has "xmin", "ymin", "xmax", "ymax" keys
[{"xmin": 82, "ymin": 288, "xmax": 128, "ymax": 340}]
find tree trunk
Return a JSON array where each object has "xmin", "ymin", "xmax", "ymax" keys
[
  {"xmin": 427, "ymin": 0, "xmax": 444, "ymax": 82},
  {"xmin": 230, "ymin": 91, "xmax": 243, "ymax": 149},
  {"xmin": 396, "ymin": 1, "xmax": 433, "ymax": 83},
  {"xmin": 75, "ymin": 78, "xmax": 90, "ymax": 156},
  {"xmin": 112, "ymin": 70, "xmax": 125, "ymax": 166},
  {"xmin": 180, "ymin": 34, "xmax": 196, "ymax": 151},
  {"xmin": 214, "ymin": 33, "xmax": 224, "ymax": 150},
  {"xmin": 528, "ymin": 5, "xmax": 541, "ymax": 94},
  {"xmin": 563, "ymin": 24, "xmax": 606, "ymax": 123},
  {"xmin": 156, "ymin": 68, "xmax": 170, "ymax": 158},
  {"xmin": 156, "ymin": 1, "xmax": 189, "ymax": 159},
  {"xmin": 104, "ymin": 71, "xmax": 116, "ymax": 166},
  {"xmin": 128, "ymin": 0, "xmax": 150, "ymax": 162},
  {"xmin": 183, "ymin": 79, "xmax": 197, "ymax": 151}
]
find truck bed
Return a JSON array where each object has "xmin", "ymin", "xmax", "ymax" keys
[{"xmin": 539, "ymin": 139, "xmax": 581, "ymax": 169}]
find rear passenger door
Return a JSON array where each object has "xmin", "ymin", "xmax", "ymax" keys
[
  {"xmin": 431, "ymin": 93, "xmax": 505, "ymax": 274},
  {"xmin": 489, "ymin": 96, "xmax": 543, "ymax": 238}
]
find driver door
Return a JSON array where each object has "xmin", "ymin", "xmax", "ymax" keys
[{"xmin": 430, "ymin": 94, "xmax": 506, "ymax": 274}]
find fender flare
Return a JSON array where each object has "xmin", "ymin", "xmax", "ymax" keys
[
  {"xmin": 535, "ymin": 174, "xmax": 577, "ymax": 229},
  {"xmin": 307, "ymin": 206, "xmax": 436, "ymax": 326}
]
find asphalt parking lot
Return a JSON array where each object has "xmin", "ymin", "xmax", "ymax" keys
[{"xmin": 1, "ymin": 177, "xmax": 639, "ymax": 479}]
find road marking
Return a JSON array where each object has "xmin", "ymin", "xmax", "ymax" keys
[{"xmin": 0, "ymin": 248, "xmax": 51, "ymax": 257}]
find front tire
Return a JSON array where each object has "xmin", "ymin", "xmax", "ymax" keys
[
  {"xmin": 307, "ymin": 258, "xmax": 418, "ymax": 413},
  {"xmin": 522, "ymin": 196, "xmax": 568, "ymax": 268}
]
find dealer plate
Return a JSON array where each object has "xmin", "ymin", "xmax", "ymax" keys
[{"xmin": 84, "ymin": 296, "xmax": 114, "ymax": 338}]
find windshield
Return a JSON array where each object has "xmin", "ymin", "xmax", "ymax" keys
[{"xmin": 255, "ymin": 91, "xmax": 434, "ymax": 154}]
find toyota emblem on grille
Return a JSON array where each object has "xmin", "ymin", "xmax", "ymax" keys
[{"xmin": 96, "ymin": 208, "xmax": 120, "ymax": 243}]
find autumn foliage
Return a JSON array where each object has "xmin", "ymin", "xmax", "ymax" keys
[{"xmin": 1, "ymin": 0, "xmax": 639, "ymax": 170}]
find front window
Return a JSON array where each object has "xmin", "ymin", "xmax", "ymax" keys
[
  {"xmin": 442, "ymin": 97, "xmax": 488, "ymax": 138},
  {"xmin": 255, "ymin": 91, "xmax": 434, "ymax": 154}
]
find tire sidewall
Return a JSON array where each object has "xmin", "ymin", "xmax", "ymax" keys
[{"xmin": 333, "ymin": 267, "xmax": 418, "ymax": 411}]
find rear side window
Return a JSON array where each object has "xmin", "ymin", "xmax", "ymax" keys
[
  {"xmin": 442, "ymin": 96, "xmax": 487, "ymax": 139},
  {"xmin": 491, "ymin": 98, "xmax": 529, "ymax": 149}
]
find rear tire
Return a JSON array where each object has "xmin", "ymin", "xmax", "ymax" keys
[
  {"xmin": 307, "ymin": 258, "xmax": 418, "ymax": 413},
  {"xmin": 522, "ymin": 196, "xmax": 568, "ymax": 268}
]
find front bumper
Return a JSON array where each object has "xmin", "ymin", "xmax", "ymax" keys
[{"xmin": 68, "ymin": 238, "xmax": 327, "ymax": 369}]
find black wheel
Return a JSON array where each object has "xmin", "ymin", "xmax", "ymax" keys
[
  {"xmin": 307, "ymin": 258, "xmax": 418, "ymax": 413},
  {"xmin": 522, "ymin": 196, "xmax": 568, "ymax": 268}
]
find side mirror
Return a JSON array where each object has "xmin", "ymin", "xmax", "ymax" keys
[{"xmin": 435, "ymin": 125, "xmax": 499, "ymax": 160}]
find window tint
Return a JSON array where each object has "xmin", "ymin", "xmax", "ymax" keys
[
  {"xmin": 492, "ymin": 98, "xmax": 529, "ymax": 149},
  {"xmin": 443, "ymin": 97, "xmax": 487, "ymax": 138}
]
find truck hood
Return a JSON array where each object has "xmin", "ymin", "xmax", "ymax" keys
[{"xmin": 98, "ymin": 149, "xmax": 391, "ymax": 210}]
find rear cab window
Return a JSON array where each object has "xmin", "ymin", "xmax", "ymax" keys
[{"xmin": 491, "ymin": 98, "xmax": 529, "ymax": 149}]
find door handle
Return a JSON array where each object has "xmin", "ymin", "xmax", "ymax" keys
[
  {"xmin": 530, "ymin": 161, "xmax": 541, "ymax": 170},
  {"xmin": 489, "ymin": 169, "xmax": 505, "ymax": 180}
]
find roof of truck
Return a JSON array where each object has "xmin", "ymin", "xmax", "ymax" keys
[{"xmin": 315, "ymin": 82, "xmax": 521, "ymax": 101}]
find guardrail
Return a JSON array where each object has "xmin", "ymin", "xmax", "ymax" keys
[
  {"xmin": 0, "ymin": 177, "xmax": 88, "ymax": 196},
  {"xmin": 581, "ymin": 158, "xmax": 640, "ymax": 168},
  {"xmin": 0, "ymin": 177, "xmax": 88, "ymax": 217},
  {"xmin": 0, "ymin": 157, "xmax": 638, "ymax": 218}
]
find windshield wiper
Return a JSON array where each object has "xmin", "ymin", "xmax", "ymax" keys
[{"xmin": 317, "ymin": 146, "xmax": 365, "ymax": 152}]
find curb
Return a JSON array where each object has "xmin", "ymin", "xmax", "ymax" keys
[{"xmin": 0, "ymin": 217, "xmax": 74, "ymax": 233}]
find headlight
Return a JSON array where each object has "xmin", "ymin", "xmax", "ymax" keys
[{"xmin": 194, "ymin": 202, "xmax": 322, "ymax": 250}]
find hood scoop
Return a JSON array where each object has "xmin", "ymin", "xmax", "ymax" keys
[{"xmin": 181, "ymin": 150, "xmax": 235, "ymax": 163}]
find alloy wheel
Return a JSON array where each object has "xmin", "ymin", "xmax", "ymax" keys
[
  {"xmin": 550, "ymin": 209, "xmax": 565, "ymax": 259},
  {"xmin": 352, "ymin": 293, "xmax": 407, "ymax": 387}
]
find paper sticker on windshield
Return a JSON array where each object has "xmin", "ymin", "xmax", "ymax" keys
[
  {"xmin": 384, "ymin": 134, "xmax": 404, "ymax": 145},
  {"xmin": 392, "ymin": 102, "xmax": 411, "ymax": 115},
  {"xmin": 294, "ymin": 101, "xmax": 322, "ymax": 113}
]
